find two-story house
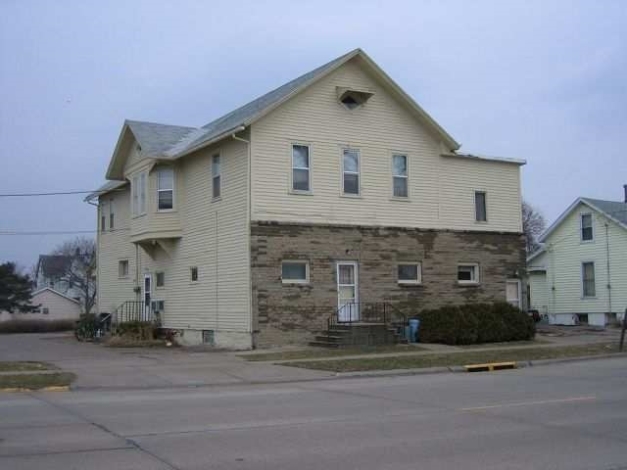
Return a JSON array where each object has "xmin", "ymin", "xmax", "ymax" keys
[
  {"xmin": 527, "ymin": 189, "xmax": 627, "ymax": 326},
  {"xmin": 89, "ymin": 49, "xmax": 526, "ymax": 349},
  {"xmin": 35, "ymin": 255, "xmax": 82, "ymax": 300}
]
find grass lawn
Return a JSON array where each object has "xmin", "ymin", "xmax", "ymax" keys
[
  {"xmin": 0, "ymin": 361, "xmax": 54, "ymax": 372},
  {"xmin": 240, "ymin": 344, "xmax": 427, "ymax": 362},
  {"xmin": 283, "ymin": 342, "xmax": 620, "ymax": 372},
  {"xmin": 0, "ymin": 372, "xmax": 76, "ymax": 390},
  {"xmin": 458, "ymin": 339, "xmax": 550, "ymax": 349}
]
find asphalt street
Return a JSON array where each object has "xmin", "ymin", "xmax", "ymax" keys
[{"xmin": 1, "ymin": 357, "xmax": 626, "ymax": 470}]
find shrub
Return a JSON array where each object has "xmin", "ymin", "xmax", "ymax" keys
[
  {"xmin": 0, "ymin": 319, "xmax": 75, "ymax": 334},
  {"xmin": 416, "ymin": 302, "xmax": 535, "ymax": 345}
]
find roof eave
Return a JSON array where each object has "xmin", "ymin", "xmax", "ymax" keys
[{"xmin": 441, "ymin": 153, "xmax": 526, "ymax": 165}]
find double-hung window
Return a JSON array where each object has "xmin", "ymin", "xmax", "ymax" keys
[
  {"xmin": 342, "ymin": 148, "xmax": 360, "ymax": 195},
  {"xmin": 212, "ymin": 155, "xmax": 221, "ymax": 199},
  {"xmin": 291, "ymin": 145, "xmax": 310, "ymax": 192},
  {"xmin": 581, "ymin": 213, "xmax": 593, "ymax": 241},
  {"xmin": 132, "ymin": 175, "xmax": 139, "ymax": 215},
  {"xmin": 475, "ymin": 191, "xmax": 487, "ymax": 222},
  {"xmin": 132, "ymin": 172, "xmax": 147, "ymax": 216},
  {"xmin": 392, "ymin": 154, "xmax": 408, "ymax": 198},
  {"xmin": 157, "ymin": 168, "xmax": 174, "ymax": 211},
  {"xmin": 582, "ymin": 262, "xmax": 596, "ymax": 297}
]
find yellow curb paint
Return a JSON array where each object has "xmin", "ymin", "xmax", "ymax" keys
[
  {"xmin": 461, "ymin": 396, "xmax": 596, "ymax": 412},
  {"xmin": 464, "ymin": 361, "xmax": 517, "ymax": 372}
]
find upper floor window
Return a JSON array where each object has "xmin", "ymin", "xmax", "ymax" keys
[
  {"xmin": 291, "ymin": 145, "xmax": 310, "ymax": 192},
  {"xmin": 118, "ymin": 260, "xmax": 129, "ymax": 278},
  {"xmin": 190, "ymin": 266, "xmax": 199, "ymax": 282},
  {"xmin": 101, "ymin": 214, "xmax": 106, "ymax": 232},
  {"xmin": 156, "ymin": 271, "xmax": 165, "ymax": 287},
  {"xmin": 475, "ymin": 191, "xmax": 487, "ymax": 222},
  {"xmin": 392, "ymin": 154, "xmax": 408, "ymax": 198},
  {"xmin": 109, "ymin": 199, "xmax": 114, "ymax": 230},
  {"xmin": 342, "ymin": 148, "xmax": 360, "ymax": 195},
  {"xmin": 132, "ymin": 172, "xmax": 147, "ymax": 216},
  {"xmin": 581, "ymin": 213, "xmax": 593, "ymax": 241},
  {"xmin": 212, "ymin": 154, "xmax": 221, "ymax": 199},
  {"xmin": 157, "ymin": 168, "xmax": 174, "ymax": 211},
  {"xmin": 337, "ymin": 88, "xmax": 373, "ymax": 110}
]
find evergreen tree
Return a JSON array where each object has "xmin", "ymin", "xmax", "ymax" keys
[{"xmin": 0, "ymin": 262, "xmax": 37, "ymax": 312}]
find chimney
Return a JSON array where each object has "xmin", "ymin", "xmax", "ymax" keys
[{"xmin": 624, "ymin": 184, "xmax": 627, "ymax": 203}]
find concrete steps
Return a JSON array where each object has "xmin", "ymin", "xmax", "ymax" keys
[{"xmin": 310, "ymin": 323, "xmax": 404, "ymax": 348}]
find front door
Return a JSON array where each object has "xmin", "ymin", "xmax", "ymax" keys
[
  {"xmin": 506, "ymin": 279, "xmax": 521, "ymax": 309},
  {"xmin": 143, "ymin": 274, "xmax": 152, "ymax": 320},
  {"xmin": 337, "ymin": 262, "xmax": 359, "ymax": 322}
]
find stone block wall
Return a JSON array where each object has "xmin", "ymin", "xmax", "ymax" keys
[{"xmin": 250, "ymin": 222, "xmax": 526, "ymax": 348}]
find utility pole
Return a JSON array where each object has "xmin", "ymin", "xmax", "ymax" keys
[{"xmin": 620, "ymin": 308, "xmax": 627, "ymax": 352}]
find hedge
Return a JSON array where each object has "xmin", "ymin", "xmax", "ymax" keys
[
  {"xmin": 415, "ymin": 302, "xmax": 535, "ymax": 345},
  {"xmin": 0, "ymin": 319, "xmax": 76, "ymax": 334}
]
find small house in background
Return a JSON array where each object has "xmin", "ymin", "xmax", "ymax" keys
[
  {"xmin": 0, "ymin": 287, "xmax": 82, "ymax": 323},
  {"xmin": 527, "ymin": 186, "xmax": 627, "ymax": 326}
]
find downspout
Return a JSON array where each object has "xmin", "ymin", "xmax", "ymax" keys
[
  {"xmin": 605, "ymin": 223, "xmax": 612, "ymax": 316},
  {"xmin": 231, "ymin": 128, "xmax": 253, "ymax": 345}
]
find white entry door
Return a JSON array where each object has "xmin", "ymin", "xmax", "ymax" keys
[
  {"xmin": 143, "ymin": 274, "xmax": 152, "ymax": 319},
  {"xmin": 337, "ymin": 262, "xmax": 359, "ymax": 322},
  {"xmin": 506, "ymin": 279, "xmax": 521, "ymax": 309}
]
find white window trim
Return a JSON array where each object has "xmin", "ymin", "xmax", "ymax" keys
[
  {"xmin": 155, "ymin": 271, "xmax": 165, "ymax": 288},
  {"xmin": 397, "ymin": 262, "xmax": 422, "ymax": 285},
  {"xmin": 212, "ymin": 154, "xmax": 221, "ymax": 200},
  {"xmin": 391, "ymin": 153, "xmax": 409, "ymax": 199},
  {"xmin": 290, "ymin": 143, "xmax": 312, "ymax": 194},
  {"xmin": 341, "ymin": 148, "xmax": 361, "ymax": 197},
  {"xmin": 281, "ymin": 260, "xmax": 310, "ymax": 284},
  {"xmin": 131, "ymin": 175, "xmax": 139, "ymax": 216},
  {"xmin": 457, "ymin": 263, "xmax": 480, "ymax": 285},
  {"xmin": 580, "ymin": 212, "xmax": 594, "ymax": 243},
  {"xmin": 474, "ymin": 190, "xmax": 488, "ymax": 223},
  {"xmin": 118, "ymin": 259, "xmax": 129, "ymax": 279},
  {"xmin": 139, "ymin": 172, "xmax": 147, "ymax": 215},
  {"xmin": 132, "ymin": 172, "xmax": 148, "ymax": 217},
  {"xmin": 581, "ymin": 261, "xmax": 596, "ymax": 298},
  {"xmin": 157, "ymin": 168, "xmax": 175, "ymax": 212}
]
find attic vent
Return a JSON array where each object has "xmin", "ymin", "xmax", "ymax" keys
[
  {"xmin": 337, "ymin": 87, "xmax": 373, "ymax": 110},
  {"xmin": 136, "ymin": 144, "xmax": 142, "ymax": 152}
]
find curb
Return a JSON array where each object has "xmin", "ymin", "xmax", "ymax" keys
[{"xmin": 0, "ymin": 385, "xmax": 70, "ymax": 393}]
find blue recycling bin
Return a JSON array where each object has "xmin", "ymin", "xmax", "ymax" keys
[{"xmin": 408, "ymin": 318, "xmax": 420, "ymax": 343}]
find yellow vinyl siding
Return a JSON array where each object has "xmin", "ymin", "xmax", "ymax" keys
[
  {"xmin": 250, "ymin": 58, "xmax": 522, "ymax": 232},
  {"xmin": 97, "ymin": 187, "xmax": 138, "ymax": 313},
  {"xmin": 535, "ymin": 202, "xmax": 627, "ymax": 315}
]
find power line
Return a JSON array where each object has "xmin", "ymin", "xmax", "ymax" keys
[
  {"xmin": 0, "ymin": 228, "xmax": 130, "ymax": 236},
  {"xmin": 0, "ymin": 189, "xmax": 123, "ymax": 197}
]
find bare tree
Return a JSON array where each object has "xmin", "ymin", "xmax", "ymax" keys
[
  {"xmin": 52, "ymin": 237, "xmax": 97, "ymax": 314},
  {"xmin": 522, "ymin": 201, "xmax": 546, "ymax": 254}
]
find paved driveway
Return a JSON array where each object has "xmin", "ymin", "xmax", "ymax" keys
[{"xmin": 0, "ymin": 333, "xmax": 331, "ymax": 389}]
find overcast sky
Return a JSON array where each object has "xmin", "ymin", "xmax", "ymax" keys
[{"xmin": 1, "ymin": 0, "xmax": 626, "ymax": 270}]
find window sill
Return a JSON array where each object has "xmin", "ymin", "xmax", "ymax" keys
[
  {"xmin": 474, "ymin": 220, "xmax": 488, "ymax": 224},
  {"xmin": 341, "ymin": 193, "xmax": 362, "ymax": 199},
  {"xmin": 458, "ymin": 282, "xmax": 480, "ymax": 287},
  {"xmin": 580, "ymin": 240, "xmax": 595, "ymax": 244},
  {"xmin": 288, "ymin": 190, "xmax": 313, "ymax": 196},
  {"xmin": 282, "ymin": 280, "xmax": 310, "ymax": 285},
  {"xmin": 398, "ymin": 281, "xmax": 422, "ymax": 286},
  {"xmin": 157, "ymin": 209, "xmax": 177, "ymax": 213},
  {"xmin": 212, "ymin": 197, "xmax": 222, "ymax": 203},
  {"xmin": 390, "ymin": 197, "xmax": 411, "ymax": 202},
  {"xmin": 581, "ymin": 296, "xmax": 597, "ymax": 300}
]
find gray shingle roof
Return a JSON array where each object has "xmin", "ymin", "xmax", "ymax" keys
[
  {"xmin": 582, "ymin": 197, "xmax": 627, "ymax": 226},
  {"xmin": 84, "ymin": 180, "xmax": 127, "ymax": 202},
  {"xmin": 125, "ymin": 120, "xmax": 196, "ymax": 156},
  {"xmin": 165, "ymin": 49, "xmax": 359, "ymax": 157}
]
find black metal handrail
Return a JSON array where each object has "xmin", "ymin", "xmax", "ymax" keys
[{"xmin": 327, "ymin": 302, "xmax": 408, "ymax": 331}]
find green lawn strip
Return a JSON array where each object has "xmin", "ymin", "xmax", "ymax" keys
[
  {"xmin": 283, "ymin": 343, "xmax": 620, "ymax": 372},
  {"xmin": 239, "ymin": 344, "xmax": 427, "ymax": 362},
  {"xmin": 0, "ymin": 372, "xmax": 76, "ymax": 390},
  {"xmin": 0, "ymin": 361, "xmax": 54, "ymax": 372}
]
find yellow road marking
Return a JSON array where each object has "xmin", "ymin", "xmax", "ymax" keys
[{"xmin": 461, "ymin": 396, "xmax": 596, "ymax": 412}]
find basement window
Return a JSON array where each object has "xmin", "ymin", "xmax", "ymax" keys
[
  {"xmin": 281, "ymin": 261, "xmax": 309, "ymax": 284},
  {"xmin": 398, "ymin": 263, "xmax": 421, "ymax": 285},
  {"xmin": 337, "ymin": 87, "xmax": 373, "ymax": 110},
  {"xmin": 458, "ymin": 264, "xmax": 480, "ymax": 285}
]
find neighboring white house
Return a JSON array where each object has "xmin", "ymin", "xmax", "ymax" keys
[
  {"xmin": 89, "ymin": 48, "xmax": 527, "ymax": 349},
  {"xmin": 0, "ymin": 287, "xmax": 82, "ymax": 323},
  {"xmin": 35, "ymin": 255, "xmax": 82, "ymax": 300},
  {"xmin": 527, "ymin": 190, "xmax": 627, "ymax": 326}
]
